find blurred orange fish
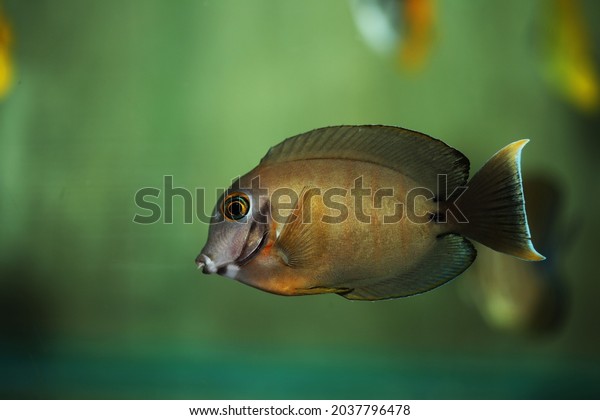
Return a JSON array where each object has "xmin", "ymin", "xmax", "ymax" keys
[
  {"xmin": 540, "ymin": 0, "xmax": 599, "ymax": 112},
  {"xmin": 399, "ymin": 0, "xmax": 435, "ymax": 70},
  {"xmin": 350, "ymin": 0, "xmax": 436, "ymax": 71},
  {"xmin": 0, "ymin": 3, "xmax": 13, "ymax": 98}
]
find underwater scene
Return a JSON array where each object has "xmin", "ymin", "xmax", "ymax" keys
[{"xmin": 1, "ymin": 0, "xmax": 599, "ymax": 399}]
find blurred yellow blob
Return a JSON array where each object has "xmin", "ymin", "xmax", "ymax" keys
[
  {"xmin": 0, "ymin": 4, "xmax": 13, "ymax": 98},
  {"xmin": 543, "ymin": 0, "xmax": 599, "ymax": 112}
]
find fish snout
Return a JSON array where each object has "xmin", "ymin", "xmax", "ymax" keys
[{"xmin": 195, "ymin": 253, "xmax": 217, "ymax": 274}]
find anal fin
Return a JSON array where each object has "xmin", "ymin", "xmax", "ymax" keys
[{"xmin": 339, "ymin": 234, "xmax": 476, "ymax": 301}]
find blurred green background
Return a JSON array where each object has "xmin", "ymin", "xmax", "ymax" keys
[{"xmin": 1, "ymin": 0, "xmax": 599, "ymax": 399}]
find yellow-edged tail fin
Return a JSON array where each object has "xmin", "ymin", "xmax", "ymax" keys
[{"xmin": 456, "ymin": 140, "xmax": 545, "ymax": 261}]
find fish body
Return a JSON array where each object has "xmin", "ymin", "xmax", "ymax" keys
[
  {"xmin": 235, "ymin": 159, "xmax": 438, "ymax": 297},
  {"xmin": 196, "ymin": 126, "xmax": 544, "ymax": 300}
]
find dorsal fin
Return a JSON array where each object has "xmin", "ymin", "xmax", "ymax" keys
[{"xmin": 260, "ymin": 125, "xmax": 470, "ymax": 193}]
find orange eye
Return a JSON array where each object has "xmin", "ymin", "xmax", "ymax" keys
[{"xmin": 222, "ymin": 193, "xmax": 250, "ymax": 221}]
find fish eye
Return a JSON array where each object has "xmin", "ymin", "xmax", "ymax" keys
[{"xmin": 222, "ymin": 192, "xmax": 250, "ymax": 221}]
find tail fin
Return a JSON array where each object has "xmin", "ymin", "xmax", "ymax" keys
[{"xmin": 456, "ymin": 140, "xmax": 545, "ymax": 261}]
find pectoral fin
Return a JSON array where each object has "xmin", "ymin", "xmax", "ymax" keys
[{"xmin": 273, "ymin": 186, "xmax": 321, "ymax": 268}]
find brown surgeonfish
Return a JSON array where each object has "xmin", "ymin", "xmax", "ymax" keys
[{"xmin": 195, "ymin": 126, "xmax": 544, "ymax": 300}]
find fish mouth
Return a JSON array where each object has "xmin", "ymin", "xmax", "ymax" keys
[
  {"xmin": 195, "ymin": 254, "xmax": 217, "ymax": 274},
  {"xmin": 195, "ymin": 228, "xmax": 268, "ymax": 274}
]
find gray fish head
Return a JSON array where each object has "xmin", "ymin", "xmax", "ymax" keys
[{"xmin": 195, "ymin": 186, "xmax": 268, "ymax": 278}]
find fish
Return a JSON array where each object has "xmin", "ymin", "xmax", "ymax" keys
[
  {"xmin": 463, "ymin": 175, "xmax": 568, "ymax": 334},
  {"xmin": 539, "ymin": 0, "xmax": 599, "ymax": 112},
  {"xmin": 195, "ymin": 125, "xmax": 544, "ymax": 301},
  {"xmin": 349, "ymin": 0, "xmax": 435, "ymax": 71},
  {"xmin": 0, "ymin": 3, "xmax": 13, "ymax": 98}
]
